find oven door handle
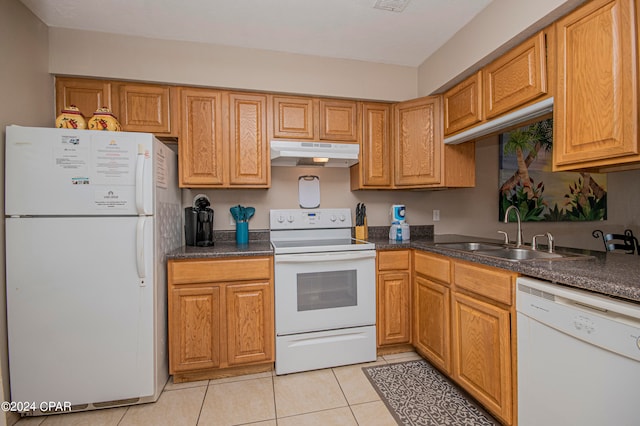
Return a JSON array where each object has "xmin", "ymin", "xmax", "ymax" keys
[{"xmin": 275, "ymin": 251, "xmax": 376, "ymax": 263}]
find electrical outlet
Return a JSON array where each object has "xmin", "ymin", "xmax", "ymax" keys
[
  {"xmin": 230, "ymin": 212, "xmax": 236, "ymax": 226},
  {"xmin": 433, "ymin": 210, "xmax": 440, "ymax": 221}
]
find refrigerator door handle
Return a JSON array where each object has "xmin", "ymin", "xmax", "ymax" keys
[
  {"xmin": 135, "ymin": 148, "xmax": 146, "ymax": 215},
  {"xmin": 136, "ymin": 217, "xmax": 147, "ymax": 283}
]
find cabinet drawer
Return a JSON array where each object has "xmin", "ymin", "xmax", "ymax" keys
[
  {"xmin": 170, "ymin": 257, "xmax": 272, "ymax": 285},
  {"xmin": 378, "ymin": 250, "xmax": 410, "ymax": 271},
  {"xmin": 414, "ymin": 251, "xmax": 451, "ymax": 284},
  {"xmin": 453, "ymin": 262, "xmax": 514, "ymax": 305}
]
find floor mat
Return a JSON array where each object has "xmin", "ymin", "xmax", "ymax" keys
[{"xmin": 363, "ymin": 359, "xmax": 500, "ymax": 426}]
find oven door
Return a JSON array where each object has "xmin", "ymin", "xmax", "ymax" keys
[{"xmin": 274, "ymin": 250, "xmax": 376, "ymax": 335}]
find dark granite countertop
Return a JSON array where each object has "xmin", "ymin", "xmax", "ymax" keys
[
  {"xmin": 167, "ymin": 229, "xmax": 273, "ymax": 259},
  {"xmin": 166, "ymin": 227, "xmax": 640, "ymax": 304},
  {"xmin": 399, "ymin": 234, "xmax": 640, "ymax": 304}
]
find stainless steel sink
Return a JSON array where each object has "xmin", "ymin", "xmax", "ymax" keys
[
  {"xmin": 474, "ymin": 247, "xmax": 564, "ymax": 261},
  {"xmin": 434, "ymin": 241, "xmax": 593, "ymax": 262},
  {"xmin": 434, "ymin": 242, "xmax": 505, "ymax": 251}
]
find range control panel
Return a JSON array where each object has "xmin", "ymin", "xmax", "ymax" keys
[{"xmin": 270, "ymin": 209, "xmax": 352, "ymax": 230}]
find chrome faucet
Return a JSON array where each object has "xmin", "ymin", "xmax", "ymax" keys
[
  {"xmin": 503, "ymin": 205, "xmax": 523, "ymax": 247},
  {"xmin": 532, "ymin": 232, "xmax": 555, "ymax": 253}
]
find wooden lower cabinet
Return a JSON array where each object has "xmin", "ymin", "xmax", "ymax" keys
[
  {"xmin": 412, "ymin": 251, "xmax": 516, "ymax": 425},
  {"xmin": 377, "ymin": 250, "xmax": 411, "ymax": 349},
  {"xmin": 414, "ymin": 275, "xmax": 451, "ymax": 374},
  {"xmin": 168, "ymin": 256, "xmax": 274, "ymax": 382},
  {"xmin": 171, "ymin": 286, "xmax": 222, "ymax": 372},
  {"xmin": 452, "ymin": 291, "xmax": 512, "ymax": 424}
]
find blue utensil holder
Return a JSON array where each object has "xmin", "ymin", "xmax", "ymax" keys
[{"xmin": 236, "ymin": 221, "xmax": 248, "ymax": 244}]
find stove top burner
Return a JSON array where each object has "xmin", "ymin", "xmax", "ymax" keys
[{"xmin": 270, "ymin": 208, "xmax": 375, "ymax": 254}]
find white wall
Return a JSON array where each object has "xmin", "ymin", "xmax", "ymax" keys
[
  {"xmin": 0, "ymin": 1, "xmax": 52, "ymax": 423},
  {"xmin": 48, "ymin": 28, "xmax": 417, "ymax": 102},
  {"xmin": 417, "ymin": 0, "xmax": 587, "ymax": 95}
]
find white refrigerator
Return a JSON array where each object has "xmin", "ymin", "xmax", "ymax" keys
[{"xmin": 5, "ymin": 125, "xmax": 181, "ymax": 414}]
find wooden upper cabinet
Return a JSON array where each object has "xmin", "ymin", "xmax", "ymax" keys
[
  {"xmin": 484, "ymin": 31, "xmax": 547, "ymax": 119},
  {"xmin": 553, "ymin": 0, "xmax": 639, "ymax": 171},
  {"xmin": 319, "ymin": 99, "xmax": 358, "ymax": 141},
  {"xmin": 118, "ymin": 83, "xmax": 178, "ymax": 136},
  {"xmin": 353, "ymin": 102, "xmax": 392, "ymax": 188},
  {"xmin": 228, "ymin": 93, "xmax": 270, "ymax": 187},
  {"xmin": 273, "ymin": 96, "xmax": 315, "ymax": 139},
  {"xmin": 443, "ymin": 71, "xmax": 483, "ymax": 136},
  {"xmin": 179, "ymin": 88, "xmax": 225, "ymax": 187},
  {"xmin": 55, "ymin": 77, "xmax": 112, "ymax": 119},
  {"xmin": 394, "ymin": 96, "xmax": 442, "ymax": 187}
]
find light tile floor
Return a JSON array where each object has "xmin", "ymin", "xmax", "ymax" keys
[{"xmin": 14, "ymin": 351, "xmax": 423, "ymax": 426}]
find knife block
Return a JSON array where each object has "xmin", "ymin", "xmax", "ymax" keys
[{"xmin": 355, "ymin": 219, "xmax": 368, "ymax": 241}]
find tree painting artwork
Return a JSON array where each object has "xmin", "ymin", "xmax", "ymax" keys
[{"xmin": 499, "ymin": 118, "xmax": 607, "ymax": 222}]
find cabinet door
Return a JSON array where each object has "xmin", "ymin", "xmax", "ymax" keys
[
  {"xmin": 377, "ymin": 271, "xmax": 411, "ymax": 346},
  {"xmin": 553, "ymin": 0, "xmax": 638, "ymax": 170},
  {"xmin": 228, "ymin": 93, "xmax": 270, "ymax": 186},
  {"xmin": 452, "ymin": 291, "xmax": 512, "ymax": 424},
  {"xmin": 394, "ymin": 96, "xmax": 442, "ymax": 186},
  {"xmin": 414, "ymin": 275, "xmax": 450, "ymax": 374},
  {"xmin": 361, "ymin": 103, "xmax": 392, "ymax": 187},
  {"xmin": 226, "ymin": 282, "xmax": 274, "ymax": 366},
  {"xmin": 170, "ymin": 286, "xmax": 221, "ymax": 373},
  {"xmin": 319, "ymin": 99, "xmax": 358, "ymax": 141},
  {"xmin": 484, "ymin": 31, "xmax": 547, "ymax": 119},
  {"xmin": 179, "ymin": 88, "xmax": 225, "ymax": 187},
  {"xmin": 273, "ymin": 96, "xmax": 315, "ymax": 139},
  {"xmin": 443, "ymin": 71, "xmax": 483, "ymax": 136},
  {"xmin": 55, "ymin": 77, "xmax": 112, "ymax": 118},
  {"xmin": 118, "ymin": 83, "xmax": 177, "ymax": 135}
]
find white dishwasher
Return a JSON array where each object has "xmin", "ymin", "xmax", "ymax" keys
[{"xmin": 516, "ymin": 277, "xmax": 640, "ymax": 426}]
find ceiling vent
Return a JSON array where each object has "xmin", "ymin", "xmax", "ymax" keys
[{"xmin": 373, "ymin": 0, "xmax": 411, "ymax": 12}]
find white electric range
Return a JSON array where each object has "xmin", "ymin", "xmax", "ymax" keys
[{"xmin": 270, "ymin": 208, "xmax": 377, "ymax": 375}]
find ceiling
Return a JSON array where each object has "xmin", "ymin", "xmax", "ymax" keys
[{"xmin": 20, "ymin": 0, "xmax": 493, "ymax": 67}]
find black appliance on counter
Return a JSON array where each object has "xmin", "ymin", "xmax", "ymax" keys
[{"xmin": 185, "ymin": 195, "xmax": 214, "ymax": 246}]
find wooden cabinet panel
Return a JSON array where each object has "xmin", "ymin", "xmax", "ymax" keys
[
  {"xmin": 452, "ymin": 291, "xmax": 512, "ymax": 424},
  {"xmin": 414, "ymin": 275, "xmax": 451, "ymax": 373},
  {"xmin": 319, "ymin": 99, "xmax": 358, "ymax": 141},
  {"xmin": 443, "ymin": 71, "xmax": 483, "ymax": 136},
  {"xmin": 226, "ymin": 282, "xmax": 274, "ymax": 365},
  {"xmin": 414, "ymin": 251, "xmax": 451, "ymax": 283},
  {"xmin": 378, "ymin": 250, "xmax": 410, "ymax": 271},
  {"xmin": 377, "ymin": 249, "xmax": 411, "ymax": 348},
  {"xmin": 273, "ymin": 96, "xmax": 315, "ymax": 139},
  {"xmin": 394, "ymin": 96, "xmax": 442, "ymax": 186},
  {"xmin": 171, "ymin": 257, "xmax": 272, "ymax": 285},
  {"xmin": 553, "ymin": 0, "xmax": 639, "ymax": 170},
  {"xmin": 378, "ymin": 271, "xmax": 411, "ymax": 346},
  {"xmin": 484, "ymin": 31, "xmax": 547, "ymax": 119},
  {"xmin": 168, "ymin": 257, "xmax": 274, "ymax": 381},
  {"xmin": 55, "ymin": 77, "xmax": 112, "ymax": 118},
  {"xmin": 361, "ymin": 103, "xmax": 392, "ymax": 186},
  {"xmin": 118, "ymin": 83, "xmax": 177, "ymax": 135},
  {"xmin": 170, "ymin": 286, "xmax": 221, "ymax": 373},
  {"xmin": 179, "ymin": 88, "xmax": 225, "ymax": 187},
  {"xmin": 228, "ymin": 93, "xmax": 270, "ymax": 186},
  {"xmin": 454, "ymin": 261, "xmax": 514, "ymax": 306}
]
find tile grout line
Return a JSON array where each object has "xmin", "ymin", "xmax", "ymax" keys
[
  {"xmin": 194, "ymin": 380, "xmax": 211, "ymax": 426},
  {"xmin": 330, "ymin": 367, "xmax": 361, "ymax": 425}
]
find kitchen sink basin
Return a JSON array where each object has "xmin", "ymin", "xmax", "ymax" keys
[
  {"xmin": 474, "ymin": 247, "xmax": 564, "ymax": 261},
  {"xmin": 434, "ymin": 242, "xmax": 505, "ymax": 251},
  {"xmin": 434, "ymin": 241, "xmax": 593, "ymax": 262}
]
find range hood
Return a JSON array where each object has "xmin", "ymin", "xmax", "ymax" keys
[
  {"xmin": 444, "ymin": 97, "xmax": 554, "ymax": 145},
  {"xmin": 270, "ymin": 140, "xmax": 359, "ymax": 167}
]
